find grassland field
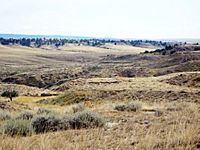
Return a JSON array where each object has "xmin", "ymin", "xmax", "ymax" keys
[{"xmin": 0, "ymin": 43, "xmax": 200, "ymax": 150}]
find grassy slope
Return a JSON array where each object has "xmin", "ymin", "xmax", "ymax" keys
[
  {"xmin": 0, "ymin": 44, "xmax": 154, "ymax": 64},
  {"xmin": 0, "ymin": 100, "xmax": 199, "ymax": 150},
  {"xmin": 0, "ymin": 45, "xmax": 200, "ymax": 150}
]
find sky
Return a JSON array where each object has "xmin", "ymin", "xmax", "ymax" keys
[{"xmin": 0, "ymin": 0, "xmax": 200, "ymax": 39}]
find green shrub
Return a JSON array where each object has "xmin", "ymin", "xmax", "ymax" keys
[
  {"xmin": 114, "ymin": 102, "xmax": 142, "ymax": 112},
  {"xmin": 31, "ymin": 109, "xmax": 104, "ymax": 134},
  {"xmin": 36, "ymin": 108, "xmax": 53, "ymax": 115},
  {"xmin": 88, "ymin": 66, "xmax": 102, "ymax": 72},
  {"xmin": 1, "ymin": 109, "xmax": 105, "ymax": 136},
  {"xmin": 0, "ymin": 111, "xmax": 11, "ymax": 121},
  {"xmin": 16, "ymin": 111, "xmax": 34, "ymax": 120},
  {"xmin": 72, "ymin": 104, "xmax": 85, "ymax": 113},
  {"xmin": 31, "ymin": 114, "xmax": 62, "ymax": 134},
  {"xmin": 114, "ymin": 104, "xmax": 127, "ymax": 111},
  {"xmin": 70, "ymin": 110, "xmax": 105, "ymax": 129},
  {"xmin": 2, "ymin": 119, "xmax": 31, "ymax": 136},
  {"xmin": 126, "ymin": 102, "xmax": 142, "ymax": 112},
  {"xmin": 60, "ymin": 115, "xmax": 73, "ymax": 130}
]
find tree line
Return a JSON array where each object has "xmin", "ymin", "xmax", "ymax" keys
[{"xmin": 0, "ymin": 37, "xmax": 172, "ymax": 48}]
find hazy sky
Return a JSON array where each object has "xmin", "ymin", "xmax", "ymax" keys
[{"xmin": 0, "ymin": 0, "xmax": 200, "ymax": 39}]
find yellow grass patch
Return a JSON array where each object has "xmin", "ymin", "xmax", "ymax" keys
[{"xmin": 15, "ymin": 96, "xmax": 54, "ymax": 103}]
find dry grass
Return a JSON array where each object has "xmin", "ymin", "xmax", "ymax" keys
[
  {"xmin": 0, "ymin": 44, "xmax": 200, "ymax": 149},
  {"xmin": 59, "ymin": 43, "xmax": 155, "ymax": 54},
  {"xmin": 15, "ymin": 96, "xmax": 55, "ymax": 103},
  {"xmin": 101, "ymin": 43, "xmax": 155, "ymax": 53},
  {"xmin": 63, "ymin": 74, "xmax": 200, "ymax": 93},
  {"xmin": 1, "ymin": 94, "xmax": 200, "ymax": 149},
  {"xmin": 0, "ymin": 83, "xmax": 58, "ymax": 96},
  {"xmin": 0, "ymin": 101, "xmax": 199, "ymax": 150},
  {"xmin": 0, "ymin": 44, "xmax": 152, "ymax": 66}
]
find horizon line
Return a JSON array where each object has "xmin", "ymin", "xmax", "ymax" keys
[{"xmin": 0, "ymin": 32, "xmax": 200, "ymax": 41}]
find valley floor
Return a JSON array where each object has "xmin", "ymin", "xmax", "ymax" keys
[
  {"xmin": 0, "ymin": 44, "xmax": 200, "ymax": 150},
  {"xmin": 1, "ymin": 72, "xmax": 200, "ymax": 150}
]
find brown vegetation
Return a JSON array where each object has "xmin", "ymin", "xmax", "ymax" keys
[{"xmin": 0, "ymin": 44, "xmax": 200, "ymax": 149}]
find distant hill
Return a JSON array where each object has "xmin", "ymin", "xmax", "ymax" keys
[
  {"xmin": 159, "ymin": 38, "xmax": 200, "ymax": 43},
  {"xmin": 0, "ymin": 33, "xmax": 93, "ymax": 39}
]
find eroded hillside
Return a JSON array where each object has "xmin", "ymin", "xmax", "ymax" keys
[{"xmin": 0, "ymin": 43, "xmax": 200, "ymax": 150}]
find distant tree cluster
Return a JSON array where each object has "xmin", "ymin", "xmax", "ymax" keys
[
  {"xmin": 146, "ymin": 43, "xmax": 200, "ymax": 55},
  {"xmin": 0, "ymin": 37, "xmax": 173, "ymax": 48},
  {"xmin": 1, "ymin": 90, "xmax": 18, "ymax": 101},
  {"xmin": 130, "ymin": 40, "xmax": 167, "ymax": 47}
]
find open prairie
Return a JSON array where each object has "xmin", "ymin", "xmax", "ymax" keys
[
  {"xmin": 1, "ymin": 0, "xmax": 200, "ymax": 149},
  {"xmin": 0, "ymin": 43, "xmax": 200, "ymax": 150}
]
